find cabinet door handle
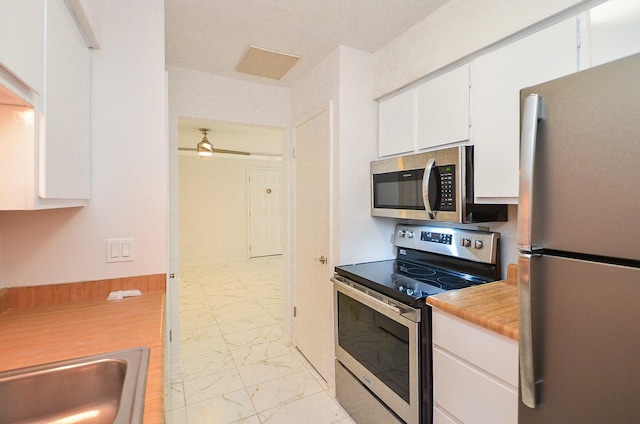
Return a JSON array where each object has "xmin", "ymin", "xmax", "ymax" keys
[{"xmin": 315, "ymin": 255, "xmax": 327, "ymax": 265}]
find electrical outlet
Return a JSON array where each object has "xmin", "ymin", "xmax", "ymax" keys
[{"xmin": 106, "ymin": 238, "xmax": 135, "ymax": 263}]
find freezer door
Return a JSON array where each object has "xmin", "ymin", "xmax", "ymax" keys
[
  {"xmin": 518, "ymin": 254, "xmax": 640, "ymax": 423},
  {"xmin": 519, "ymin": 52, "xmax": 640, "ymax": 259}
]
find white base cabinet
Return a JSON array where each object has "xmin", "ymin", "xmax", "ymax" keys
[{"xmin": 431, "ymin": 308, "xmax": 518, "ymax": 424}]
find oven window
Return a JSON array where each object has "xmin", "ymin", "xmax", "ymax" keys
[{"xmin": 337, "ymin": 292, "xmax": 410, "ymax": 402}]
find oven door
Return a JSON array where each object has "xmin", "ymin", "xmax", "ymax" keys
[{"xmin": 333, "ymin": 276, "xmax": 420, "ymax": 424}]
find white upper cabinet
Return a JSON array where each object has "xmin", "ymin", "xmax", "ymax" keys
[
  {"xmin": 41, "ymin": 0, "xmax": 91, "ymax": 201},
  {"xmin": 0, "ymin": 0, "xmax": 91, "ymax": 210},
  {"xmin": 416, "ymin": 64, "xmax": 470, "ymax": 150},
  {"xmin": 378, "ymin": 88, "xmax": 415, "ymax": 157},
  {"xmin": 0, "ymin": 0, "xmax": 45, "ymax": 94},
  {"xmin": 379, "ymin": 65, "xmax": 471, "ymax": 158},
  {"xmin": 472, "ymin": 18, "xmax": 578, "ymax": 203},
  {"xmin": 587, "ymin": 0, "xmax": 640, "ymax": 68}
]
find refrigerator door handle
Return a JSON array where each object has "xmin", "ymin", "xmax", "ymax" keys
[
  {"xmin": 518, "ymin": 94, "xmax": 543, "ymax": 251},
  {"xmin": 422, "ymin": 157, "xmax": 436, "ymax": 219},
  {"xmin": 519, "ymin": 253, "xmax": 538, "ymax": 408}
]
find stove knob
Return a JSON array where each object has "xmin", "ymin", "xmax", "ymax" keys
[
  {"xmin": 460, "ymin": 238, "xmax": 471, "ymax": 247},
  {"xmin": 474, "ymin": 240, "xmax": 484, "ymax": 249},
  {"xmin": 398, "ymin": 230, "xmax": 406, "ymax": 238},
  {"xmin": 405, "ymin": 231, "xmax": 414, "ymax": 239}
]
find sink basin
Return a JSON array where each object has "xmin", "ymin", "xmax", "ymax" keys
[{"xmin": 0, "ymin": 347, "xmax": 149, "ymax": 424}]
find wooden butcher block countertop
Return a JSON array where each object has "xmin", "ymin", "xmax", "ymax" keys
[
  {"xmin": 0, "ymin": 291, "xmax": 165, "ymax": 423},
  {"xmin": 427, "ymin": 264, "xmax": 519, "ymax": 341}
]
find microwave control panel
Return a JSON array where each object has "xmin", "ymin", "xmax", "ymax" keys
[{"xmin": 435, "ymin": 165, "xmax": 455, "ymax": 211}]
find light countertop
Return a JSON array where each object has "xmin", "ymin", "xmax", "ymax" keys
[{"xmin": 426, "ymin": 264, "xmax": 519, "ymax": 340}]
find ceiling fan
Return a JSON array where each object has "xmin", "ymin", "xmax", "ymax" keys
[{"xmin": 178, "ymin": 128, "xmax": 251, "ymax": 156}]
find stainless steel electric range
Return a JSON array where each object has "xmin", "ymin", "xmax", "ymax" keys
[{"xmin": 332, "ymin": 224, "xmax": 502, "ymax": 424}]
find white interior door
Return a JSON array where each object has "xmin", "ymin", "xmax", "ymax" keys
[
  {"xmin": 248, "ymin": 167, "xmax": 283, "ymax": 257},
  {"xmin": 294, "ymin": 108, "xmax": 332, "ymax": 382}
]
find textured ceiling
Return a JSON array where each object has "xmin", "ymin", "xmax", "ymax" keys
[{"xmin": 165, "ymin": 0, "xmax": 450, "ymax": 87}]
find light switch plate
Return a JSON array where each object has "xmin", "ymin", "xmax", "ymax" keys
[{"xmin": 106, "ymin": 238, "xmax": 135, "ymax": 263}]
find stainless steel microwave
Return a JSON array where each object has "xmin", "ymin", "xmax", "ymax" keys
[{"xmin": 370, "ymin": 146, "xmax": 507, "ymax": 223}]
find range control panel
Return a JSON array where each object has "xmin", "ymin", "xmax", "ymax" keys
[{"xmin": 395, "ymin": 224, "xmax": 499, "ymax": 264}]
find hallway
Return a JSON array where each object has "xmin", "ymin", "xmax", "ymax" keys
[{"xmin": 165, "ymin": 256, "xmax": 354, "ymax": 424}]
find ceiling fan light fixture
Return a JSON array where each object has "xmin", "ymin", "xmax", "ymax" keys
[{"xmin": 196, "ymin": 128, "xmax": 214, "ymax": 157}]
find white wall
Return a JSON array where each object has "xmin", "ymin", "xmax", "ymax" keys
[
  {"xmin": 292, "ymin": 46, "xmax": 397, "ymax": 266},
  {"xmin": 0, "ymin": 0, "xmax": 167, "ymax": 287},
  {"xmin": 373, "ymin": 0, "xmax": 599, "ymax": 97},
  {"xmin": 336, "ymin": 47, "xmax": 397, "ymax": 264},
  {"xmin": 178, "ymin": 154, "xmax": 281, "ymax": 266}
]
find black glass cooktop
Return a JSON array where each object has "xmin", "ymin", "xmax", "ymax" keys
[{"xmin": 335, "ymin": 258, "xmax": 493, "ymax": 306}]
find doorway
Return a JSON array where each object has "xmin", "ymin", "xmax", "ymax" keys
[
  {"xmin": 177, "ymin": 119, "xmax": 285, "ymax": 266},
  {"xmin": 169, "ymin": 118, "xmax": 287, "ymax": 376}
]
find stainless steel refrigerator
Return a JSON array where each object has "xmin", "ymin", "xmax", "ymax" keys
[{"xmin": 518, "ymin": 52, "xmax": 640, "ymax": 423}]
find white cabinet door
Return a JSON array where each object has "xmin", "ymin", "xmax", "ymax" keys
[
  {"xmin": 40, "ymin": 0, "xmax": 91, "ymax": 200},
  {"xmin": 472, "ymin": 18, "xmax": 578, "ymax": 203},
  {"xmin": 588, "ymin": 0, "xmax": 640, "ymax": 67},
  {"xmin": 378, "ymin": 89, "xmax": 415, "ymax": 157},
  {"xmin": 432, "ymin": 308, "xmax": 518, "ymax": 424},
  {"xmin": 0, "ymin": 0, "xmax": 90, "ymax": 210},
  {"xmin": 416, "ymin": 65, "xmax": 470, "ymax": 150},
  {"xmin": 0, "ymin": 0, "xmax": 45, "ymax": 93},
  {"xmin": 433, "ymin": 348, "xmax": 518, "ymax": 424}
]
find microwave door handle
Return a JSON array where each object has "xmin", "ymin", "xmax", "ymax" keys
[
  {"xmin": 422, "ymin": 158, "xmax": 436, "ymax": 219},
  {"xmin": 518, "ymin": 94, "xmax": 543, "ymax": 251}
]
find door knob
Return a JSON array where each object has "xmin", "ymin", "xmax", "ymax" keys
[{"xmin": 315, "ymin": 255, "xmax": 327, "ymax": 265}]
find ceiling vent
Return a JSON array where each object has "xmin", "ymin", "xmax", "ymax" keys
[{"xmin": 235, "ymin": 45, "xmax": 301, "ymax": 80}]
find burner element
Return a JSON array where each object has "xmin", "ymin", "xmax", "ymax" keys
[
  {"xmin": 392, "ymin": 274, "xmax": 444, "ymax": 297},
  {"xmin": 437, "ymin": 276, "xmax": 471, "ymax": 287}
]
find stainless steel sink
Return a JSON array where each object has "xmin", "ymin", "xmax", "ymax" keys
[{"xmin": 0, "ymin": 347, "xmax": 150, "ymax": 424}]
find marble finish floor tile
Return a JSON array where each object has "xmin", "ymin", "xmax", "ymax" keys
[
  {"xmin": 247, "ymin": 370, "xmax": 324, "ymax": 413},
  {"xmin": 180, "ymin": 335, "xmax": 229, "ymax": 360},
  {"xmin": 257, "ymin": 391, "xmax": 348, "ymax": 424},
  {"xmin": 229, "ymin": 339, "xmax": 292, "ymax": 366},
  {"xmin": 180, "ymin": 324, "xmax": 223, "ymax": 344},
  {"xmin": 167, "ymin": 256, "xmax": 353, "ymax": 424},
  {"xmin": 236, "ymin": 351, "xmax": 307, "ymax": 387},
  {"xmin": 182, "ymin": 351, "xmax": 236, "ymax": 381},
  {"xmin": 186, "ymin": 389, "xmax": 256, "ymax": 424},
  {"xmin": 183, "ymin": 368, "xmax": 246, "ymax": 406},
  {"xmin": 222, "ymin": 323, "xmax": 283, "ymax": 349},
  {"xmin": 218, "ymin": 315, "xmax": 278, "ymax": 335}
]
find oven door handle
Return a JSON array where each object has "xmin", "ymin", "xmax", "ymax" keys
[{"xmin": 332, "ymin": 277, "xmax": 421, "ymax": 323}]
